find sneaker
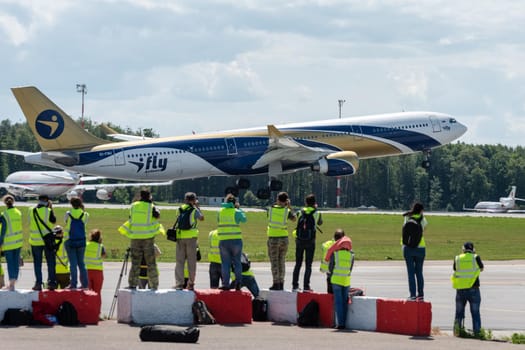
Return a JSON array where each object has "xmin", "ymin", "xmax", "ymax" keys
[
  {"xmin": 269, "ymin": 283, "xmax": 279, "ymax": 290},
  {"xmin": 416, "ymin": 296, "xmax": 424, "ymax": 301},
  {"xmin": 64, "ymin": 284, "xmax": 76, "ymax": 290},
  {"xmin": 303, "ymin": 287, "xmax": 313, "ymax": 292},
  {"xmin": 173, "ymin": 285, "xmax": 183, "ymax": 290},
  {"xmin": 407, "ymin": 296, "xmax": 416, "ymax": 301},
  {"xmin": 218, "ymin": 285, "xmax": 230, "ymax": 290},
  {"xmin": 32, "ymin": 283, "xmax": 42, "ymax": 291},
  {"xmin": 292, "ymin": 288, "xmax": 300, "ymax": 292}
]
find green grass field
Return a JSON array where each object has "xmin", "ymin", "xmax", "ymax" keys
[{"xmin": 9, "ymin": 207, "xmax": 525, "ymax": 262}]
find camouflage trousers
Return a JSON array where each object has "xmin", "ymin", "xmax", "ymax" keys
[
  {"xmin": 129, "ymin": 237, "xmax": 158, "ymax": 289},
  {"xmin": 267, "ymin": 237, "xmax": 289, "ymax": 283}
]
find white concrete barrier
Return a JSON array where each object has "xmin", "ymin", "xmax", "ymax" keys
[
  {"xmin": 117, "ymin": 289, "xmax": 195, "ymax": 325},
  {"xmin": 266, "ymin": 290, "xmax": 298, "ymax": 324},
  {"xmin": 346, "ymin": 296, "xmax": 378, "ymax": 331},
  {"xmin": 0, "ymin": 290, "xmax": 39, "ymax": 320}
]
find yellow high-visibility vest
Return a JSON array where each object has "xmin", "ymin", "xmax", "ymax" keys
[
  {"xmin": 208, "ymin": 230, "xmax": 222, "ymax": 263},
  {"xmin": 85, "ymin": 241, "xmax": 104, "ymax": 271},
  {"xmin": 451, "ymin": 253, "xmax": 480, "ymax": 289},
  {"xmin": 217, "ymin": 207, "xmax": 241, "ymax": 241},
  {"xmin": 1, "ymin": 207, "xmax": 23, "ymax": 251},
  {"xmin": 330, "ymin": 250, "xmax": 353, "ymax": 287},
  {"xmin": 119, "ymin": 201, "xmax": 163, "ymax": 239},
  {"xmin": 267, "ymin": 206, "xmax": 290, "ymax": 237}
]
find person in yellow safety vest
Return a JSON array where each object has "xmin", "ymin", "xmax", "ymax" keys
[
  {"xmin": 174, "ymin": 192, "xmax": 204, "ymax": 290},
  {"xmin": 266, "ymin": 191, "xmax": 296, "ymax": 290},
  {"xmin": 85, "ymin": 229, "xmax": 107, "ymax": 295},
  {"xmin": 217, "ymin": 194, "xmax": 247, "ymax": 291},
  {"xmin": 64, "ymin": 197, "xmax": 89, "ymax": 289},
  {"xmin": 320, "ymin": 237, "xmax": 336, "ymax": 294},
  {"xmin": 208, "ymin": 230, "xmax": 223, "ymax": 288},
  {"xmin": 55, "ymin": 229, "xmax": 70, "ymax": 289},
  {"xmin": 402, "ymin": 202, "xmax": 428, "ymax": 301},
  {"xmin": 451, "ymin": 241, "xmax": 484, "ymax": 337},
  {"xmin": 0, "ymin": 195, "xmax": 23, "ymax": 291},
  {"xmin": 119, "ymin": 190, "xmax": 164, "ymax": 290},
  {"xmin": 28, "ymin": 194, "xmax": 58, "ymax": 291},
  {"xmin": 138, "ymin": 243, "xmax": 161, "ymax": 289},
  {"xmin": 325, "ymin": 229, "xmax": 354, "ymax": 330},
  {"xmin": 230, "ymin": 252, "xmax": 260, "ymax": 297}
]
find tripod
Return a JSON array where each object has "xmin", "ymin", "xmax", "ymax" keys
[{"xmin": 108, "ymin": 247, "xmax": 131, "ymax": 319}]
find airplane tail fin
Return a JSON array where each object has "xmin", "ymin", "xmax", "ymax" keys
[
  {"xmin": 509, "ymin": 186, "xmax": 517, "ymax": 199},
  {"xmin": 11, "ymin": 86, "xmax": 108, "ymax": 152}
]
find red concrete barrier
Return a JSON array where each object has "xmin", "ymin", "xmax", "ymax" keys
[
  {"xmin": 376, "ymin": 298, "xmax": 431, "ymax": 336},
  {"xmin": 38, "ymin": 289, "xmax": 101, "ymax": 325},
  {"xmin": 296, "ymin": 292, "xmax": 334, "ymax": 327},
  {"xmin": 194, "ymin": 289, "xmax": 252, "ymax": 324}
]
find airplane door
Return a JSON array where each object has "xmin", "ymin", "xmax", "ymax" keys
[
  {"xmin": 429, "ymin": 116, "xmax": 442, "ymax": 132},
  {"xmin": 113, "ymin": 149, "xmax": 126, "ymax": 166},
  {"xmin": 225, "ymin": 137, "xmax": 238, "ymax": 155}
]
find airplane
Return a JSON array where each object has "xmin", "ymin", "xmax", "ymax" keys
[
  {"xmin": 0, "ymin": 170, "xmax": 173, "ymax": 200},
  {"xmin": 463, "ymin": 186, "xmax": 525, "ymax": 213},
  {"xmin": 5, "ymin": 86, "xmax": 467, "ymax": 199}
]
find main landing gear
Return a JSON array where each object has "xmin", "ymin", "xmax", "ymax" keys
[
  {"xmin": 421, "ymin": 149, "xmax": 431, "ymax": 169},
  {"xmin": 224, "ymin": 178, "xmax": 283, "ymax": 200}
]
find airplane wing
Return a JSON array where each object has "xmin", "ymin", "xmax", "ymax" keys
[
  {"xmin": 0, "ymin": 182, "xmax": 35, "ymax": 195},
  {"xmin": 74, "ymin": 180, "xmax": 173, "ymax": 191},
  {"xmin": 0, "ymin": 150, "xmax": 35, "ymax": 157},
  {"xmin": 252, "ymin": 125, "xmax": 335, "ymax": 169},
  {"xmin": 100, "ymin": 123, "xmax": 152, "ymax": 141}
]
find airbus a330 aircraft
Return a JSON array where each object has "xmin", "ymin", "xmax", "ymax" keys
[
  {"xmin": 0, "ymin": 170, "xmax": 173, "ymax": 200},
  {"xmin": 6, "ymin": 86, "xmax": 467, "ymax": 199},
  {"xmin": 463, "ymin": 186, "xmax": 525, "ymax": 213}
]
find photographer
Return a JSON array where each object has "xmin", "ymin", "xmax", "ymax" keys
[
  {"xmin": 0, "ymin": 195, "xmax": 23, "ymax": 291},
  {"xmin": 28, "ymin": 194, "xmax": 58, "ymax": 291},
  {"xmin": 266, "ymin": 192, "xmax": 296, "ymax": 290}
]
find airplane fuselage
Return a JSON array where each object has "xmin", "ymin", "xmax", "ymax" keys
[{"xmin": 4, "ymin": 171, "xmax": 78, "ymax": 198}]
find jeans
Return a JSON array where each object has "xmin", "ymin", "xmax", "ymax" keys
[
  {"xmin": 455, "ymin": 287, "xmax": 482, "ymax": 334},
  {"xmin": 292, "ymin": 239, "xmax": 315, "ymax": 289},
  {"xmin": 209, "ymin": 262, "xmax": 222, "ymax": 288},
  {"xmin": 4, "ymin": 248, "xmax": 21, "ymax": 280},
  {"xmin": 239, "ymin": 275, "xmax": 260, "ymax": 297},
  {"xmin": 65, "ymin": 242, "xmax": 88, "ymax": 288},
  {"xmin": 332, "ymin": 284, "xmax": 349, "ymax": 328},
  {"xmin": 32, "ymin": 244, "xmax": 57, "ymax": 286},
  {"xmin": 219, "ymin": 239, "xmax": 243, "ymax": 287},
  {"xmin": 403, "ymin": 246, "xmax": 425, "ymax": 298}
]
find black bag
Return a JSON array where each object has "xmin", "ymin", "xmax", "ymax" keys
[
  {"xmin": 241, "ymin": 252, "xmax": 251, "ymax": 272},
  {"xmin": 192, "ymin": 300, "xmax": 216, "ymax": 325},
  {"xmin": 166, "ymin": 226, "xmax": 177, "ymax": 242},
  {"xmin": 349, "ymin": 287, "xmax": 365, "ymax": 297},
  {"xmin": 140, "ymin": 325, "xmax": 200, "ymax": 343},
  {"xmin": 252, "ymin": 297, "xmax": 268, "ymax": 321},
  {"xmin": 56, "ymin": 301, "xmax": 79, "ymax": 326},
  {"xmin": 1, "ymin": 308, "xmax": 33, "ymax": 326},
  {"xmin": 296, "ymin": 209, "xmax": 317, "ymax": 240},
  {"xmin": 402, "ymin": 217, "xmax": 423, "ymax": 248},
  {"xmin": 297, "ymin": 300, "xmax": 320, "ymax": 327}
]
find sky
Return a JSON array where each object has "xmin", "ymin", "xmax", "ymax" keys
[{"xmin": 1, "ymin": 0, "xmax": 524, "ymax": 146}]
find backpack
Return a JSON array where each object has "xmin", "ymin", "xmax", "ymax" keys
[
  {"xmin": 252, "ymin": 297, "xmax": 268, "ymax": 322},
  {"xmin": 240, "ymin": 252, "xmax": 251, "ymax": 272},
  {"xmin": 68, "ymin": 212, "xmax": 86, "ymax": 247},
  {"xmin": 56, "ymin": 301, "xmax": 79, "ymax": 326},
  {"xmin": 402, "ymin": 217, "xmax": 423, "ymax": 248},
  {"xmin": 191, "ymin": 300, "xmax": 216, "ymax": 325},
  {"xmin": 1, "ymin": 308, "xmax": 33, "ymax": 326},
  {"xmin": 176, "ymin": 206, "xmax": 195, "ymax": 231},
  {"xmin": 297, "ymin": 300, "xmax": 320, "ymax": 327},
  {"xmin": 296, "ymin": 209, "xmax": 316, "ymax": 240}
]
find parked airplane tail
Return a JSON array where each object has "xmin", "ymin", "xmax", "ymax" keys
[{"xmin": 11, "ymin": 86, "xmax": 108, "ymax": 152}]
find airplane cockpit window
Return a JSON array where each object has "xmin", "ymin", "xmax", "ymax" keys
[{"xmin": 449, "ymin": 118, "xmax": 457, "ymax": 123}]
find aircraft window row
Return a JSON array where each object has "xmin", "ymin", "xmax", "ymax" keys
[
  {"xmin": 243, "ymin": 140, "xmax": 268, "ymax": 147},
  {"xmin": 393, "ymin": 123, "xmax": 429, "ymax": 130},
  {"xmin": 195, "ymin": 145, "xmax": 225, "ymax": 152},
  {"xmin": 126, "ymin": 150, "xmax": 182, "ymax": 158}
]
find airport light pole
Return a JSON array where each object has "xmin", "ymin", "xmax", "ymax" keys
[
  {"xmin": 336, "ymin": 99, "xmax": 346, "ymax": 208},
  {"xmin": 76, "ymin": 83, "xmax": 87, "ymax": 128},
  {"xmin": 338, "ymin": 99, "xmax": 346, "ymax": 119}
]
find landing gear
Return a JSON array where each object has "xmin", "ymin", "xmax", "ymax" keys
[
  {"xmin": 421, "ymin": 149, "xmax": 431, "ymax": 169},
  {"xmin": 256, "ymin": 187, "xmax": 271, "ymax": 200},
  {"xmin": 269, "ymin": 179, "xmax": 283, "ymax": 192},
  {"xmin": 256, "ymin": 178, "xmax": 283, "ymax": 199},
  {"xmin": 236, "ymin": 178, "xmax": 250, "ymax": 190},
  {"xmin": 224, "ymin": 186, "xmax": 240, "ymax": 197}
]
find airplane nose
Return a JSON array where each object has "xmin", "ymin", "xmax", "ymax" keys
[{"xmin": 456, "ymin": 121, "xmax": 468, "ymax": 138}]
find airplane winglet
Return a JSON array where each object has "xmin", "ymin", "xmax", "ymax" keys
[{"xmin": 267, "ymin": 125, "xmax": 285, "ymax": 138}]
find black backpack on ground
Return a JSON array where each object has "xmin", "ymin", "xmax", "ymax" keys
[
  {"xmin": 176, "ymin": 206, "xmax": 195, "ymax": 231},
  {"xmin": 402, "ymin": 217, "xmax": 423, "ymax": 248},
  {"xmin": 140, "ymin": 325, "xmax": 200, "ymax": 343},
  {"xmin": 296, "ymin": 209, "xmax": 317, "ymax": 240},
  {"xmin": 252, "ymin": 297, "xmax": 268, "ymax": 322},
  {"xmin": 192, "ymin": 300, "xmax": 216, "ymax": 325},
  {"xmin": 1, "ymin": 308, "xmax": 33, "ymax": 326},
  {"xmin": 297, "ymin": 300, "xmax": 320, "ymax": 327},
  {"xmin": 56, "ymin": 301, "xmax": 79, "ymax": 326}
]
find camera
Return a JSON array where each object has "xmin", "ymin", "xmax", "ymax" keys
[{"xmin": 52, "ymin": 225, "xmax": 64, "ymax": 239}]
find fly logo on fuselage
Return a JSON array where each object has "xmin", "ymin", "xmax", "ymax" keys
[
  {"xmin": 35, "ymin": 109, "xmax": 65, "ymax": 139},
  {"xmin": 129, "ymin": 155, "xmax": 168, "ymax": 173}
]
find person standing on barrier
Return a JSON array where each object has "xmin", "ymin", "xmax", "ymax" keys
[
  {"xmin": 292, "ymin": 193, "xmax": 322, "ymax": 292},
  {"xmin": 0, "ymin": 195, "xmax": 23, "ymax": 291},
  {"xmin": 174, "ymin": 192, "xmax": 204, "ymax": 290},
  {"xmin": 85, "ymin": 229, "xmax": 107, "ymax": 295},
  {"xmin": 119, "ymin": 190, "xmax": 164, "ymax": 290},
  {"xmin": 29, "ymin": 194, "xmax": 58, "ymax": 291},
  {"xmin": 325, "ymin": 229, "xmax": 354, "ymax": 330},
  {"xmin": 138, "ymin": 244, "xmax": 161, "ymax": 289},
  {"xmin": 230, "ymin": 252, "xmax": 260, "ymax": 297},
  {"xmin": 452, "ymin": 241, "xmax": 484, "ymax": 337},
  {"xmin": 208, "ymin": 229, "xmax": 223, "ymax": 288},
  {"xmin": 64, "ymin": 197, "xmax": 89, "ymax": 289},
  {"xmin": 402, "ymin": 202, "xmax": 427, "ymax": 301},
  {"xmin": 267, "ymin": 191, "xmax": 296, "ymax": 291}
]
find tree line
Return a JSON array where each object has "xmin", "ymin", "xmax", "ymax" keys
[{"xmin": 1, "ymin": 118, "xmax": 524, "ymax": 211}]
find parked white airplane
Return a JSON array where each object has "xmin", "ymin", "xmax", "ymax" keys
[
  {"xmin": 0, "ymin": 170, "xmax": 172, "ymax": 200},
  {"xmin": 463, "ymin": 186, "xmax": 525, "ymax": 213},
  {"xmin": 5, "ymin": 86, "xmax": 467, "ymax": 199}
]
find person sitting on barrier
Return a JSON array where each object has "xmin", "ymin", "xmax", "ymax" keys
[
  {"xmin": 208, "ymin": 229, "xmax": 223, "ymax": 288},
  {"xmin": 0, "ymin": 195, "xmax": 23, "ymax": 291},
  {"xmin": 325, "ymin": 229, "xmax": 354, "ymax": 330},
  {"xmin": 138, "ymin": 243, "xmax": 161, "ymax": 289},
  {"xmin": 217, "ymin": 194, "xmax": 247, "ymax": 290},
  {"xmin": 266, "ymin": 191, "xmax": 296, "ymax": 290},
  {"xmin": 230, "ymin": 252, "xmax": 260, "ymax": 297},
  {"xmin": 85, "ymin": 229, "xmax": 107, "ymax": 295},
  {"xmin": 451, "ymin": 241, "xmax": 484, "ymax": 337}
]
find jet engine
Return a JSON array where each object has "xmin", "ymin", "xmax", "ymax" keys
[
  {"xmin": 96, "ymin": 189, "xmax": 112, "ymax": 201},
  {"xmin": 311, "ymin": 151, "xmax": 359, "ymax": 176}
]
